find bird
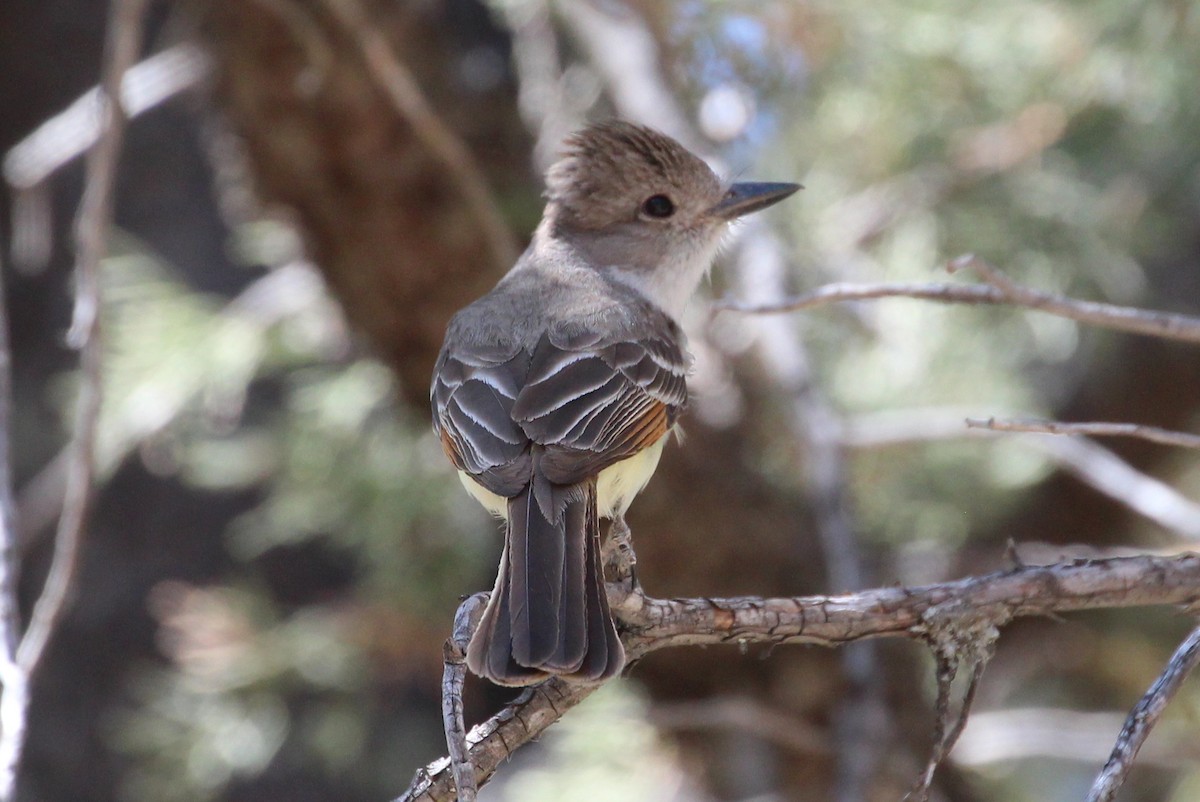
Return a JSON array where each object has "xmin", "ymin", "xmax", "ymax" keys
[{"xmin": 431, "ymin": 121, "xmax": 799, "ymax": 685}]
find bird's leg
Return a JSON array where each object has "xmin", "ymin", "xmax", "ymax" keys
[
  {"xmin": 603, "ymin": 514, "xmax": 639, "ymax": 588},
  {"xmin": 442, "ymin": 592, "xmax": 488, "ymax": 801}
]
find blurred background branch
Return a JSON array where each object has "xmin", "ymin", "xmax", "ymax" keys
[{"xmin": 0, "ymin": 0, "xmax": 150, "ymax": 797}]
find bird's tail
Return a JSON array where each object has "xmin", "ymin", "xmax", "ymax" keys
[{"xmin": 466, "ymin": 476, "xmax": 624, "ymax": 686}]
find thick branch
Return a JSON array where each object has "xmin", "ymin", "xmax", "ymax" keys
[{"xmin": 396, "ymin": 553, "xmax": 1200, "ymax": 802}]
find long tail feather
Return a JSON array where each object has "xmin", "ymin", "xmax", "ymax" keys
[{"xmin": 465, "ymin": 477, "xmax": 623, "ymax": 685}]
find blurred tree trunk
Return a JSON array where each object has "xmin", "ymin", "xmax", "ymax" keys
[{"xmin": 196, "ymin": 0, "xmax": 532, "ymax": 402}]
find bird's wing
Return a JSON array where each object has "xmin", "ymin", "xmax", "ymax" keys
[
  {"xmin": 431, "ymin": 343, "xmax": 533, "ymax": 498},
  {"xmin": 433, "ymin": 310, "xmax": 688, "ymax": 494},
  {"xmin": 511, "ymin": 325, "xmax": 688, "ymax": 486}
]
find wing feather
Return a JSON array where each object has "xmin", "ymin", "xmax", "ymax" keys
[{"xmin": 432, "ymin": 309, "xmax": 688, "ymax": 493}]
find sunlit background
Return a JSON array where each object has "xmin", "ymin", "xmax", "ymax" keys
[{"xmin": 1, "ymin": 1, "xmax": 1199, "ymax": 800}]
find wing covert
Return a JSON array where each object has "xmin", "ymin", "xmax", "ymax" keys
[{"xmin": 513, "ymin": 330, "xmax": 687, "ymax": 485}]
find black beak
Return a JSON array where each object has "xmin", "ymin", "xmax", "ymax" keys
[{"xmin": 710, "ymin": 181, "xmax": 801, "ymax": 221}]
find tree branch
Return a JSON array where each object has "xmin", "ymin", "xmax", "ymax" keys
[
  {"xmin": 966, "ymin": 417, "xmax": 1200, "ymax": 450},
  {"xmin": 0, "ymin": 0, "xmax": 148, "ymax": 796},
  {"xmin": 841, "ymin": 408, "xmax": 1200, "ymax": 540},
  {"xmin": 716, "ymin": 256, "xmax": 1200, "ymax": 346},
  {"xmin": 1085, "ymin": 622, "xmax": 1200, "ymax": 802},
  {"xmin": 15, "ymin": 0, "xmax": 146, "ymax": 673},
  {"xmin": 396, "ymin": 552, "xmax": 1200, "ymax": 802},
  {"xmin": 2, "ymin": 44, "xmax": 207, "ymax": 271}
]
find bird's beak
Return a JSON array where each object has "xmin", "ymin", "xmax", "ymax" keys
[{"xmin": 710, "ymin": 182, "xmax": 802, "ymax": 221}]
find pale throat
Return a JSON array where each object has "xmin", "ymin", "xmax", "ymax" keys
[{"xmin": 607, "ymin": 236, "xmax": 722, "ymax": 321}]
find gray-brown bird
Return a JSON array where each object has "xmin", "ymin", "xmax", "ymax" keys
[{"xmin": 431, "ymin": 121, "xmax": 798, "ymax": 685}]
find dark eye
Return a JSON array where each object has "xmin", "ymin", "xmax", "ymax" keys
[{"xmin": 641, "ymin": 194, "xmax": 675, "ymax": 218}]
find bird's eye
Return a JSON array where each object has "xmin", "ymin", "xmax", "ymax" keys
[{"xmin": 641, "ymin": 194, "xmax": 675, "ymax": 219}]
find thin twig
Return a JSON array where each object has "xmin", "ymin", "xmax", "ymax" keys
[
  {"xmin": 1086, "ymin": 622, "xmax": 1200, "ymax": 802},
  {"xmin": 841, "ymin": 408, "xmax": 1200, "ymax": 540},
  {"xmin": 0, "ymin": 0, "xmax": 148, "ymax": 796},
  {"xmin": 396, "ymin": 552, "xmax": 1200, "ymax": 802},
  {"xmin": 907, "ymin": 597, "xmax": 999, "ymax": 801},
  {"xmin": 398, "ymin": 678, "xmax": 596, "ymax": 802},
  {"xmin": 716, "ymin": 281, "xmax": 1009, "ymax": 315},
  {"xmin": 912, "ymin": 649, "xmax": 959, "ymax": 802},
  {"xmin": 321, "ymin": 0, "xmax": 518, "ymax": 273},
  {"xmin": 966, "ymin": 417, "xmax": 1200, "ymax": 450},
  {"xmin": 716, "ymin": 258, "xmax": 1200, "ymax": 346},
  {"xmin": 909, "ymin": 648, "xmax": 989, "ymax": 801},
  {"xmin": 16, "ymin": 0, "xmax": 146, "ymax": 670},
  {"xmin": 948, "ymin": 255, "xmax": 1200, "ymax": 345},
  {"xmin": 0, "ymin": 249, "xmax": 19, "ymax": 664}
]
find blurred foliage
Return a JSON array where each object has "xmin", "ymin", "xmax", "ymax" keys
[
  {"xmin": 16, "ymin": 0, "xmax": 1200, "ymax": 800},
  {"xmin": 88, "ymin": 224, "xmax": 493, "ymax": 801}
]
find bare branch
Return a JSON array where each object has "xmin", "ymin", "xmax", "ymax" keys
[
  {"xmin": 0, "ymin": 252, "xmax": 19, "ymax": 665},
  {"xmin": 716, "ymin": 257, "xmax": 1200, "ymax": 346},
  {"xmin": 716, "ymin": 281, "xmax": 1009, "ymax": 315},
  {"xmin": 1005, "ymin": 436, "xmax": 1200, "ymax": 540},
  {"xmin": 841, "ymin": 408, "xmax": 1200, "ymax": 540},
  {"xmin": 397, "ymin": 678, "xmax": 597, "ymax": 802},
  {"xmin": 966, "ymin": 417, "xmax": 1200, "ymax": 451},
  {"xmin": 2, "ymin": 45, "xmax": 207, "ymax": 191},
  {"xmin": 3, "ymin": 45, "xmax": 208, "ymax": 271},
  {"xmin": 320, "ymin": 0, "xmax": 519, "ymax": 273},
  {"xmin": 949, "ymin": 255, "xmax": 1200, "ymax": 344},
  {"xmin": 15, "ymin": 0, "xmax": 146, "ymax": 668},
  {"xmin": 954, "ymin": 707, "xmax": 1200, "ymax": 768},
  {"xmin": 396, "ymin": 552, "xmax": 1200, "ymax": 802},
  {"xmin": 0, "ymin": 0, "xmax": 149, "ymax": 796},
  {"xmin": 910, "ymin": 642, "xmax": 990, "ymax": 801},
  {"xmin": 1086, "ymin": 622, "xmax": 1200, "ymax": 802}
]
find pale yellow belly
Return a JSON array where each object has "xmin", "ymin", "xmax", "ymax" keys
[{"xmin": 458, "ymin": 438, "xmax": 667, "ymax": 520}]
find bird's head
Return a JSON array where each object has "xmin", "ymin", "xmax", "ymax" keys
[{"xmin": 540, "ymin": 121, "xmax": 798, "ymax": 316}]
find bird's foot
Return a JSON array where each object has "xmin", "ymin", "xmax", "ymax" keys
[{"xmin": 604, "ymin": 515, "xmax": 639, "ymax": 587}]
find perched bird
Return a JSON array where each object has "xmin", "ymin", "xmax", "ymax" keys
[{"xmin": 431, "ymin": 121, "xmax": 798, "ymax": 685}]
